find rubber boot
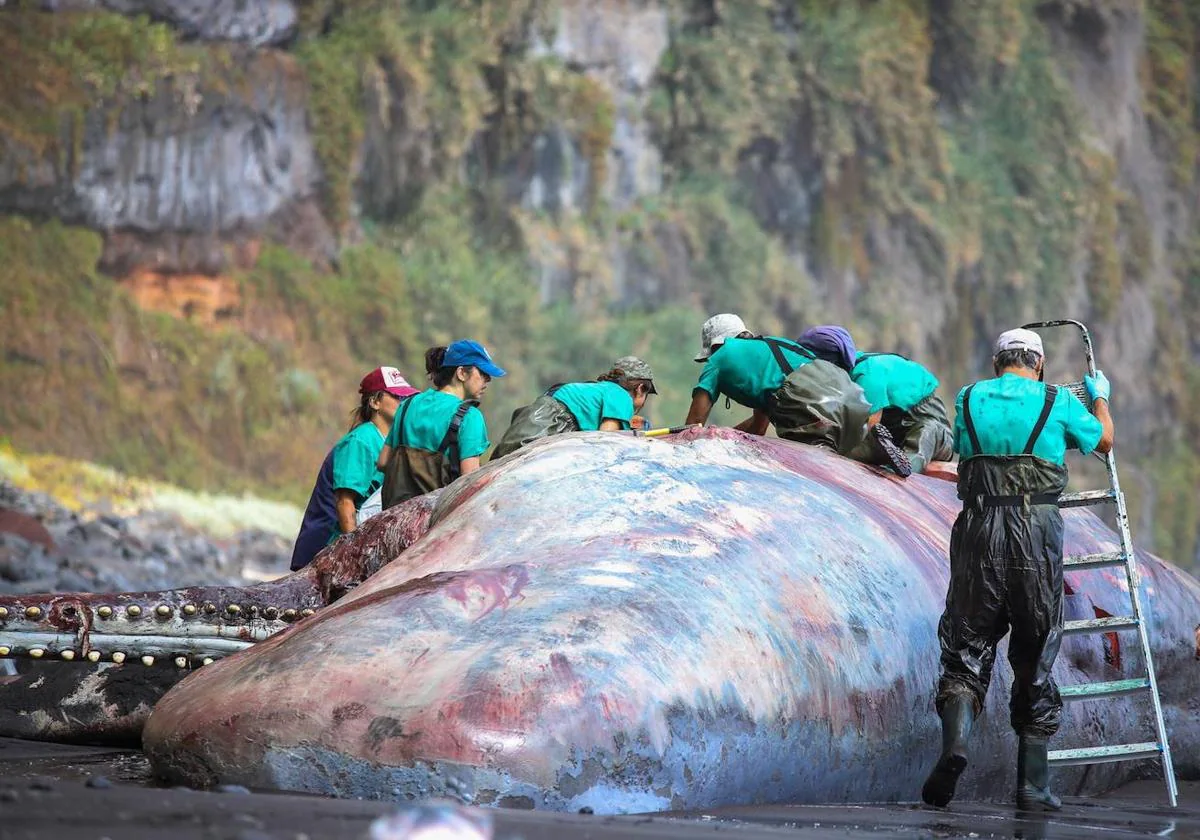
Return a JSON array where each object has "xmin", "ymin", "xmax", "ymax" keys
[
  {"xmin": 921, "ymin": 695, "xmax": 974, "ymax": 807},
  {"xmin": 1015, "ymin": 736, "xmax": 1062, "ymax": 811},
  {"xmin": 872, "ymin": 424, "xmax": 913, "ymax": 477}
]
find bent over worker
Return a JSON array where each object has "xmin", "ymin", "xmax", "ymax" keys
[
  {"xmin": 795, "ymin": 325, "xmax": 913, "ymax": 475},
  {"xmin": 847, "ymin": 349, "xmax": 954, "ymax": 475},
  {"xmin": 378, "ymin": 340, "xmax": 505, "ymax": 509},
  {"xmin": 684, "ymin": 315, "xmax": 906, "ymax": 470},
  {"xmin": 491, "ymin": 356, "xmax": 656, "ymax": 460},
  {"xmin": 922, "ymin": 328, "xmax": 1114, "ymax": 811}
]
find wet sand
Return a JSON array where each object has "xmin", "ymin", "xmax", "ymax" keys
[{"xmin": 0, "ymin": 737, "xmax": 1193, "ymax": 840}]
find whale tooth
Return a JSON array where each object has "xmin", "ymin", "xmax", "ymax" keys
[
  {"xmin": 226, "ymin": 604, "xmax": 241, "ymax": 616},
  {"xmin": 174, "ymin": 657, "xmax": 188, "ymax": 668},
  {"xmin": 282, "ymin": 609, "xmax": 297, "ymax": 621},
  {"xmin": 97, "ymin": 606, "xmax": 113, "ymax": 619},
  {"xmin": 182, "ymin": 604, "xmax": 197, "ymax": 616},
  {"xmin": 24, "ymin": 606, "xmax": 42, "ymax": 620},
  {"xmin": 0, "ymin": 606, "xmax": 8, "ymax": 619},
  {"xmin": 156, "ymin": 605, "xmax": 172, "ymax": 618},
  {"xmin": 263, "ymin": 607, "xmax": 279, "ymax": 620},
  {"xmin": 86, "ymin": 651, "xmax": 101, "ymax": 663},
  {"xmin": 0, "ymin": 646, "xmax": 9, "ymax": 656},
  {"xmin": 201, "ymin": 657, "xmax": 214, "ymax": 666},
  {"xmin": 203, "ymin": 603, "xmax": 217, "ymax": 614},
  {"xmin": 29, "ymin": 648, "xmax": 44, "ymax": 658},
  {"xmin": 60, "ymin": 650, "xmax": 75, "ymax": 661},
  {"xmin": 111, "ymin": 652, "xmax": 126, "ymax": 664},
  {"xmin": 141, "ymin": 655, "xmax": 155, "ymax": 667},
  {"xmin": 300, "ymin": 609, "xmax": 315, "ymax": 618},
  {"xmin": 126, "ymin": 605, "xmax": 142, "ymax": 618}
]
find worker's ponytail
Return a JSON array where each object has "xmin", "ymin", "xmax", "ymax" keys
[
  {"xmin": 425, "ymin": 346, "xmax": 458, "ymax": 388},
  {"xmin": 349, "ymin": 393, "xmax": 376, "ymax": 431}
]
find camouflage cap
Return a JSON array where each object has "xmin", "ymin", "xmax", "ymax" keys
[{"xmin": 612, "ymin": 356, "xmax": 658, "ymax": 394}]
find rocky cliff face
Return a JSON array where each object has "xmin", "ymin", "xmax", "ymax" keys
[
  {"xmin": 0, "ymin": 24, "xmax": 330, "ymax": 278},
  {"xmin": 1, "ymin": 0, "xmax": 1197, "ymax": 568}
]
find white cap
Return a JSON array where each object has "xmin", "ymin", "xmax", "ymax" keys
[
  {"xmin": 994, "ymin": 328, "xmax": 1044, "ymax": 358},
  {"xmin": 695, "ymin": 314, "xmax": 748, "ymax": 362}
]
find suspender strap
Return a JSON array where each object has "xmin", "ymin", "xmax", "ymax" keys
[
  {"xmin": 767, "ymin": 340, "xmax": 794, "ymax": 376},
  {"xmin": 1022, "ymin": 385, "xmax": 1058, "ymax": 456},
  {"xmin": 438, "ymin": 400, "xmax": 478, "ymax": 456},
  {"xmin": 961, "ymin": 384, "xmax": 983, "ymax": 457},
  {"xmin": 755, "ymin": 337, "xmax": 812, "ymax": 377},
  {"xmin": 395, "ymin": 397, "xmax": 413, "ymax": 447},
  {"xmin": 438, "ymin": 399, "xmax": 478, "ymax": 482}
]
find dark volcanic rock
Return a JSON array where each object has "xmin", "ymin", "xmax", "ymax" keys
[
  {"xmin": 0, "ymin": 481, "xmax": 289, "ymax": 594},
  {"xmin": 102, "ymin": 0, "xmax": 298, "ymax": 46},
  {"xmin": 0, "ymin": 50, "xmax": 332, "ymax": 276},
  {"xmin": 0, "ymin": 508, "xmax": 55, "ymax": 552},
  {"xmin": 38, "ymin": 0, "xmax": 298, "ymax": 46}
]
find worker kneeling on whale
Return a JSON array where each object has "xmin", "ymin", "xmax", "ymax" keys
[
  {"xmin": 922, "ymin": 327, "xmax": 1114, "ymax": 811},
  {"xmin": 685, "ymin": 315, "xmax": 909, "ymax": 475},
  {"xmin": 845, "ymin": 346, "xmax": 954, "ymax": 475},
  {"xmin": 491, "ymin": 356, "xmax": 656, "ymax": 459}
]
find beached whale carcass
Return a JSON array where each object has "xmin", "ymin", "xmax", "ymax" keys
[{"xmin": 143, "ymin": 428, "xmax": 1200, "ymax": 812}]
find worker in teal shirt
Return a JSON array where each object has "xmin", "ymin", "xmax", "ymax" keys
[
  {"xmin": 491, "ymin": 357, "xmax": 657, "ymax": 459},
  {"xmin": 792, "ymin": 325, "xmax": 915, "ymax": 475},
  {"xmin": 555, "ymin": 356, "xmax": 656, "ymax": 430},
  {"xmin": 377, "ymin": 340, "xmax": 504, "ymax": 508},
  {"xmin": 848, "ymin": 350, "xmax": 954, "ymax": 474},
  {"xmin": 922, "ymin": 328, "xmax": 1114, "ymax": 812},
  {"xmin": 290, "ymin": 366, "xmax": 419, "ymax": 570},
  {"xmin": 684, "ymin": 315, "xmax": 883, "ymax": 461}
]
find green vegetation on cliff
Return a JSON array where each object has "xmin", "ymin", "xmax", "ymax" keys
[
  {"xmin": 0, "ymin": 2, "xmax": 227, "ymax": 167},
  {"xmin": 0, "ymin": 216, "xmax": 327, "ymax": 498},
  {"xmin": 0, "ymin": 209, "xmax": 739, "ymax": 501}
]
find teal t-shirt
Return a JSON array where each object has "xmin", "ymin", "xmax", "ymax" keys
[
  {"xmin": 553, "ymin": 381, "xmax": 635, "ymax": 430},
  {"xmin": 954, "ymin": 374, "xmax": 1103, "ymax": 466},
  {"xmin": 851, "ymin": 352, "xmax": 939, "ymax": 413},
  {"xmin": 385, "ymin": 389, "xmax": 490, "ymax": 459},
  {"xmin": 694, "ymin": 336, "xmax": 814, "ymax": 411},
  {"xmin": 331, "ymin": 422, "xmax": 386, "ymax": 503}
]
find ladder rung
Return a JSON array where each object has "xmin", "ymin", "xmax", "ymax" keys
[
  {"xmin": 1063, "ymin": 615, "xmax": 1139, "ymax": 634},
  {"xmin": 1060, "ymin": 677, "xmax": 1151, "ymax": 700},
  {"xmin": 1049, "ymin": 742, "xmax": 1162, "ymax": 766},
  {"xmin": 1057, "ymin": 489, "xmax": 1116, "ymax": 508},
  {"xmin": 1063, "ymin": 551, "xmax": 1126, "ymax": 570}
]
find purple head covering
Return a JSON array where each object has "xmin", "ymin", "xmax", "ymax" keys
[{"xmin": 796, "ymin": 325, "xmax": 858, "ymax": 373}]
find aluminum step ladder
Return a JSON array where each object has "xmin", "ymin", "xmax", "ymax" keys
[{"xmin": 1023, "ymin": 319, "xmax": 1178, "ymax": 807}]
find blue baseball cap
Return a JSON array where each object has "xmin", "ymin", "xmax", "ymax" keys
[{"xmin": 443, "ymin": 339, "xmax": 506, "ymax": 378}]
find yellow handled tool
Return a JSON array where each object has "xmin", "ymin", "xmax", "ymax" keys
[{"xmin": 636, "ymin": 424, "xmax": 701, "ymax": 437}]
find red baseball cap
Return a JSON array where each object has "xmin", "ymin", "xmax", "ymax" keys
[{"xmin": 360, "ymin": 366, "xmax": 420, "ymax": 398}]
